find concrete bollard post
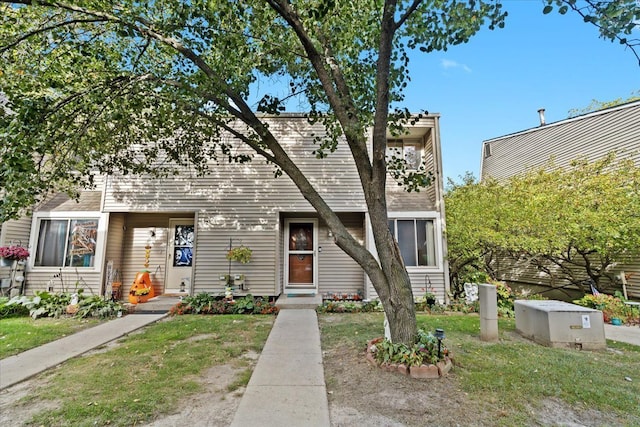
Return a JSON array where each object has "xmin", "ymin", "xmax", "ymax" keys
[{"xmin": 478, "ymin": 283, "xmax": 499, "ymax": 342}]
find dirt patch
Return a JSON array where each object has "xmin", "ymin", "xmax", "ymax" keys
[
  {"xmin": 144, "ymin": 364, "xmax": 245, "ymax": 427},
  {"xmin": 322, "ymin": 344, "xmax": 497, "ymax": 426},
  {"xmin": 0, "ymin": 377, "xmax": 60, "ymax": 427}
]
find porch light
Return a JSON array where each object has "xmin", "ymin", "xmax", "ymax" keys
[{"xmin": 180, "ymin": 281, "xmax": 186, "ymax": 292}]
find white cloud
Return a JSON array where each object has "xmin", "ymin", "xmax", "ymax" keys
[{"xmin": 440, "ymin": 59, "xmax": 472, "ymax": 73}]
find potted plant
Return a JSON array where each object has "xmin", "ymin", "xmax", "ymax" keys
[
  {"xmin": 226, "ymin": 246, "xmax": 252, "ymax": 264},
  {"xmin": 0, "ymin": 244, "xmax": 30, "ymax": 266}
]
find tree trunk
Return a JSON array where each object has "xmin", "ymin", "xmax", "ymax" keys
[{"xmin": 366, "ymin": 198, "xmax": 417, "ymax": 345}]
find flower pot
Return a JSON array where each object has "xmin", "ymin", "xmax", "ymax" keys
[{"xmin": 0, "ymin": 258, "xmax": 14, "ymax": 267}]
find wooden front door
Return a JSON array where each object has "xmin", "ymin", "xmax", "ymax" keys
[{"xmin": 284, "ymin": 219, "xmax": 318, "ymax": 294}]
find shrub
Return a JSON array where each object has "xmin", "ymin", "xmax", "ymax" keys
[
  {"xmin": 0, "ymin": 296, "xmax": 30, "ymax": 318},
  {"xmin": 1, "ymin": 292, "xmax": 126, "ymax": 319},
  {"xmin": 371, "ymin": 329, "xmax": 448, "ymax": 367},
  {"xmin": 573, "ymin": 293, "xmax": 639, "ymax": 324},
  {"xmin": 170, "ymin": 293, "xmax": 278, "ymax": 316}
]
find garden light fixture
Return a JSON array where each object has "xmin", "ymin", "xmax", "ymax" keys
[{"xmin": 434, "ymin": 328, "xmax": 445, "ymax": 359}]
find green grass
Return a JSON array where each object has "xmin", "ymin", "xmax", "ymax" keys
[
  {"xmin": 319, "ymin": 312, "xmax": 640, "ymax": 426},
  {"xmin": 0, "ymin": 317, "xmax": 101, "ymax": 359},
  {"xmin": 20, "ymin": 315, "xmax": 274, "ymax": 426}
]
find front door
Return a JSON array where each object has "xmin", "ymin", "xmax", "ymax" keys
[
  {"xmin": 165, "ymin": 218, "xmax": 194, "ymax": 294},
  {"xmin": 284, "ymin": 219, "xmax": 318, "ymax": 295}
]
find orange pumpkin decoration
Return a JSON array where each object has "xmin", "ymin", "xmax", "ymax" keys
[{"xmin": 128, "ymin": 271, "xmax": 155, "ymax": 304}]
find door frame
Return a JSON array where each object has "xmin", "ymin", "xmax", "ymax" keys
[{"xmin": 283, "ymin": 218, "xmax": 318, "ymax": 295}]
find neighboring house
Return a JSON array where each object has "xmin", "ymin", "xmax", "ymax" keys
[
  {"xmin": 1, "ymin": 114, "xmax": 450, "ymax": 302},
  {"xmin": 480, "ymin": 100, "xmax": 640, "ymax": 298}
]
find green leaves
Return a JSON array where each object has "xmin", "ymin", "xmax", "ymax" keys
[{"xmin": 445, "ymin": 154, "xmax": 640, "ymax": 291}]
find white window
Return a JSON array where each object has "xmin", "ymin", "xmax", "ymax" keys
[
  {"xmin": 34, "ymin": 218, "xmax": 100, "ymax": 268},
  {"xmin": 388, "ymin": 218, "xmax": 436, "ymax": 267},
  {"xmin": 386, "ymin": 139, "xmax": 423, "ymax": 169}
]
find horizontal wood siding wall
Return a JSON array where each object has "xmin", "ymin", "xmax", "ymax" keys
[
  {"xmin": 103, "ymin": 118, "xmax": 367, "ymax": 214},
  {"xmin": 366, "ymin": 269, "xmax": 447, "ymax": 303},
  {"xmin": 24, "ymin": 267, "xmax": 103, "ymax": 296},
  {"xmin": 492, "ymin": 255, "xmax": 640, "ymax": 299},
  {"xmin": 482, "ymin": 102, "xmax": 640, "ymax": 180},
  {"xmin": 482, "ymin": 102, "xmax": 640, "ymax": 299},
  {"xmin": 193, "ymin": 222, "xmax": 278, "ymax": 296},
  {"xmin": 0, "ymin": 216, "xmax": 32, "ymax": 247},
  {"xmin": 0, "ymin": 217, "xmax": 33, "ymax": 287},
  {"xmin": 317, "ymin": 213, "xmax": 365, "ymax": 295},
  {"xmin": 105, "ymin": 213, "xmax": 126, "ymax": 291}
]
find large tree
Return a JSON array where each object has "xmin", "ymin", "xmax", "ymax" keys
[
  {"xmin": 1, "ymin": 1, "xmax": 637, "ymax": 344},
  {"xmin": 445, "ymin": 154, "xmax": 640, "ymax": 295}
]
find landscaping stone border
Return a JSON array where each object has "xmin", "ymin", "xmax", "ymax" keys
[{"xmin": 365, "ymin": 337, "xmax": 453, "ymax": 379}]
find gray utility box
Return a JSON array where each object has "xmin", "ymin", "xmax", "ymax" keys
[{"xmin": 515, "ymin": 300, "xmax": 605, "ymax": 350}]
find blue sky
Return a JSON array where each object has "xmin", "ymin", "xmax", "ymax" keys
[{"xmin": 400, "ymin": 1, "xmax": 639, "ymax": 182}]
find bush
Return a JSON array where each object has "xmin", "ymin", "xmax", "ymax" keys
[
  {"xmin": 0, "ymin": 296, "xmax": 30, "ymax": 318},
  {"xmin": 316, "ymin": 299, "xmax": 384, "ymax": 313},
  {"xmin": 170, "ymin": 293, "xmax": 279, "ymax": 316},
  {"xmin": 371, "ymin": 329, "xmax": 448, "ymax": 367},
  {"xmin": 1, "ymin": 291, "xmax": 127, "ymax": 319},
  {"xmin": 573, "ymin": 293, "xmax": 639, "ymax": 324}
]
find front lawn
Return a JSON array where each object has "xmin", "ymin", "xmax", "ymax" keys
[
  {"xmin": 319, "ymin": 313, "xmax": 640, "ymax": 426},
  {"xmin": 0, "ymin": 317, "xmax": 101, "ymax": 359}
]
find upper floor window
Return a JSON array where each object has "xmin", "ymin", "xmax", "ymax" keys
[
  {"xmin": 386, "ymin": 139, "xmax": 423, "ymax": 170},
  {"xmin": 34, "ymin": 218, "xmax": 99, "ymax": 267},
  {"xmin": 388, "ymin": 218, "xmax": 436, "ymax": 267},
  {"xmin": 484, "ymin": 142, "xmax": 492, "ymax": 158}
]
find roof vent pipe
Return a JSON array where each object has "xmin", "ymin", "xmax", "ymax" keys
[{"xmin": 537, "ymin": 108, "xmax": 546, "ymax": 126}]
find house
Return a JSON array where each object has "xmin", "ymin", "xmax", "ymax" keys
[
  {"xmin": 1, "ymin": 114, "xmax": 450, "ymax": 303},
  {"xmin": 480, "ymin": 100, "xmax": 640, "ymax": 298}
]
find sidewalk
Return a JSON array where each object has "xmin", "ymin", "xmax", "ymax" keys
[
  {"xmin": 0, "ymin": 313, "xmax": 166, "ymax": 390},
  {"xmin": 230, "ymin": 309, "xmax": 330, "ymax": 427},
  {"xmin": 604, "ymin": 323, "xmax": 640, "ymax": 346}
]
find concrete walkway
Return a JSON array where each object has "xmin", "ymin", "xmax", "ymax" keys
[
  {"xmin": 0, "ymin": 313, "xmax": 166, "ymax": 390},
  {"xmin": 230, "ymin": 309, "xmax": 330, "ymax": 427},
  {"xmin": 604, "ymin": 323, "xmax": 640, "ymax": 346}
]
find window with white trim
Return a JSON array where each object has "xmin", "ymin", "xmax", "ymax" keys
[
  {"xmin": 34, "ymin": 218, "xmax": 99, "ymax": 267},
  {"xmin": 386, "ymin": 139, "xmax": 423, "ymax": 169},
  {"xmin": 388, "ymin": 218, "xmax": 436, "ymax": 267}
]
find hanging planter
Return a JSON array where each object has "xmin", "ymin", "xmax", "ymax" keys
[
  {"xmin": 0, "ymin": 245, "xmax": 29, "ymax": 265},
  {"xmin": 226, "ymin": 246, "xmax": 252, "ymax": 264}
]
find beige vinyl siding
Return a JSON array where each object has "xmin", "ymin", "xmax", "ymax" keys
[
  {"xmin": 23, "ymin": 269, "xmax": 103, "ymax": 297},
  {"xmin": 0, "ymin": 216, "xmax": 32, "ymax": 247},
  {"xmin": 104, "ymin": 118, "xmax": 366, "ymax": 214},
  {"xmin": 0, "ymin": 217, "xmax": 32, "ymax": 289},
  {"xmin": 193, "ymin": 224, "xmax": 279, "ymax": 296},
  {"xmin": 104, "ymin": 213, "xmax": 126, "ymax": 287},
  {"xmin": 366, "ymin": 269, "xmax": 447, "ymax": 303},
  {"xmin": 481, "ymin": 101, "xmax": 640, "ymax": 298},
  {"xmin": 482, "ymin": 101, "xmax": 640, "ymax": 180},
  {"xmin": 317, "ymin": 213, "xmax": 365, "ymax": 295}
]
